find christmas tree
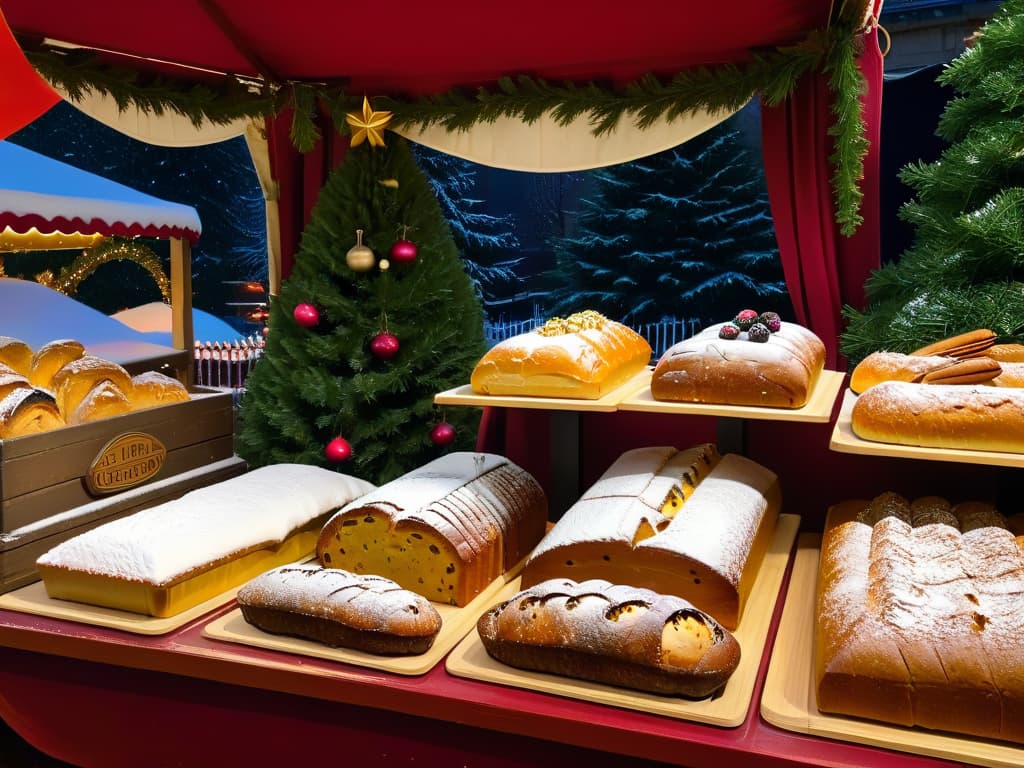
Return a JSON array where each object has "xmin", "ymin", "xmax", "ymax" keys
[
  {"xmin": 549, "ymin": 122, "xmax": 786, "ymax": 326},
  {"xmin": 237, "ymin": 135, "xmax": 486, "ymax": 485},
  {"xmin": 412, "ymin": 144, "xmax": 522, "ymax": 305},
  {"xmin": 841, "ymin": 1, "xmax": 1024, "ymax": 364}
]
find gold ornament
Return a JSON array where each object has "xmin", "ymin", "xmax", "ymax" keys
[
  {"xmin": 346, "ymin": 229, "xmax": 376, "ymax": 272},
  {"xmin": 379, "ymin": 259, "xmax": 390, "ymax": 271},
  {"xmin": 345, "ymin": 96, "xmax": 393, "ymax": 149}
]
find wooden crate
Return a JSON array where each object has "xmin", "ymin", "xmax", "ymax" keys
[
  {"xmin": 0, "ymin": 455, "xmax": 247, "ymax": 593},
  {"xmin": 0, "ymin": 388, "xmax": 234, "ymax": 533}
]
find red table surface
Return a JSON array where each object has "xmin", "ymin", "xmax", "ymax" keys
[{"xmin": 0, "ymin": 557, "xmax": 968, "ymax": 768}]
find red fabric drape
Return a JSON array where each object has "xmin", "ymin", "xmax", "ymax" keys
[
  {"xmin": 0, "ymin": 8, "xmax": 59, "ymax": 140},
  {"xmin": 761, "ymin": 26, "xmax": 884, "ymax": 370}
]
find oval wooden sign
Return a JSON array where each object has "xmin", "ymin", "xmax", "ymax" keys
[{"xmin": 86, "ymin": 432, "xmax": 167, "ymax": 495}]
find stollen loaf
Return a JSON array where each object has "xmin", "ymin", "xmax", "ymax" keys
[
  {"xmin": 478, "ymin": 578, "xmax": 740, "ymax": 698},
  {"xmin": 0, "ymin": 388, "xmax": 62, "ymax": 439},
  {"xmin": 36, "ymin": 464, "xmax": 376, "ymax": 617},
  {"xmin": 470, "ymin": 310, "xmax": 651, "ymax": 399},
  {"xmin": 851, "ymin": 381, "xmax": 1024, "ymax": 453},
  {"xmin": 238, "ymin": 564, "xmax": 442, "ymax": 655}
]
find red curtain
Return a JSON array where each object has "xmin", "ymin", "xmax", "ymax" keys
[
  {"xmin": 761, "ymin": 26, "xmax": 884, "ymax": 370},
  {"xmin": 0, "ymin": 8, "xmax": 59, "ymax": 140}
]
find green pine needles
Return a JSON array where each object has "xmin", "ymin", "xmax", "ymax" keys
[
  {"xmin": 841, "ymin": 0, "xmax": 1024, "ymax": 364},
  {"xmin": 21, "ymin": 6, "xmax": 872, "ymax": 235},
  {"xmin": 236, "ymin": 137, "xmax": 486, "ymax": 485}
]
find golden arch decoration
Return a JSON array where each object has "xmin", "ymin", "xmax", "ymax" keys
[{"xmin": 34, "ymin": 238, "xmax": 171, "ymax": 300}]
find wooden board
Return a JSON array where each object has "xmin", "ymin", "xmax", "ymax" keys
[
  {"xmin": 445, "ymin": 513, "xmax": 800, "ymax": 727},
  {"xmin": 617, "ymin": 369, "xmax": 844, "ymax": 422},
  {"xmin": 0, "ymin": 577, "xmax": 240, "ymax": 636},
  {"xmin": 761, "ymin": 533, "xmax": 1024, "ymax": 768},
  {"xmin": 829, "ymin": 388, "xmax": 1024, "ymax": 468},
  {"xmin": 433, "ymin": 368, "xmax": 652, "ymax": 413},
  {"xmin": 202, "ymin": 556, "xmax": 531, "ymax": 677}
]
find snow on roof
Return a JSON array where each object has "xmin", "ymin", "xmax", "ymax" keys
[{"xmin": 0, "ymin": 140, "xmax": 201, "ymax": 242}]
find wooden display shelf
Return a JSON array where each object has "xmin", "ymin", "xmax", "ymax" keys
[
  {"xmin": 762, "ymin": 533, "xmax": 1023, "ymax": 768},
  {"xmin": 829, "ymin": 388, "xmax": 1024, "ymax": 468},
  {"xmin": 433, "ymin": 368, "xmax": 652, "ymax": 412},
  {"xmin": 618, "ymin": 369, "xmax": 845, "ymax": 423}
]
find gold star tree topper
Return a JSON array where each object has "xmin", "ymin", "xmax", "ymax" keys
[{"xmin": 346, "ymin": 96, "xmax": 393, "ymax": 148}]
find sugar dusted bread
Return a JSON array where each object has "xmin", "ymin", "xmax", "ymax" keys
[
  {"xmin": 0, "ymin": 388, "xmax": 62, "ymax": 439},
  {"xmin": 317, "ymin": 452, "xmax": 547, "ymax": 606},
  {"xmin": 477, "ymin": 578, "xmax": 740, "ymax": 698},
  {"xmin": 0, "ymin": 336, "xmax": 32, "ymax": 377},
  {"xmin": 36, "ymin": 464, "xmax": 376, "ymax": 617},
  {"xmin": 51, "ymin": 355, "xmax": 132, "ymax": 420},
  {"xmin": 651, "ymin": 320, "xmax": 825, "ymax": 408},
  {"xmin": 850, "ymin": 351, "xmax": 1001, "ymax": 394},
  {"xmin": 0, "ymin": 369, "xmax": 31, "ymax": 401},
  {"xmin": 129, "ymin": 371, "xmax": 190, "ymax": 410},
  {"xmin": 237, "ymin": 564, "xmax": 442, "ymax": 655},
  {"xmin": 851, "ymin": 381, "xmax": 1024, "ymax": 453},
  {"xmin": 816, "ymin": 495, "xmax": 1024, "ymax": 743},
  {"xmin": 29, "ymin": 339, "xmax": 85, "ymax": 390},
  {"xmin": 470, "ymin": 310, "xmax": 651, "ymax": 400},
  {"xmin": 521, "ymin": 445, "xmax": 779, "ymax": 629}
]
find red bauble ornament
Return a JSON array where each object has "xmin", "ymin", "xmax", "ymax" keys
[
  {"xmin": 293, "ymin": 303, "xmax": 320, "ymax": 328},
  {"xmin": 370, "ymin": 332, "xmax": 400, "ymax": 360},
  {"xmin": 390, "ymin": 239, "xmax": 418, "ymax": 264},
  {"xmin": 261, "ymin": 326, "xmax": 269, "ymax": 337},
  {"xmin": 325, "ymin": 436, "xmax": 352, "ymax": 462},
  {"xmin": 430, "ymin": 421, "xmax": 456, "ymax": 446}
]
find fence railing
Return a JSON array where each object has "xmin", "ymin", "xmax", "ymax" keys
[{"xmin": 483, "ymin": 314, "xmax": 702, "ymax": 358}]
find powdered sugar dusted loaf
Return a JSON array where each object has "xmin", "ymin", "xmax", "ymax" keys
[
  {"xmin": 238, "ymin": 563, "xmax": 442, "ymax": 655},
  {"xmin": 521, "ymin": 445, "xmax": 779, "ymax": 629},
  {"xmin": 816, "ymin": 495, "xmax": 1024, "ymax": 743},
  {"xmin": 36, "ymin": 464, "xmax": 376, "ymax": 616},
  {"xmin": 651, "ymin": 320, "xmax": 825, "ymax": 408},
  {"xmin": 316, "ymin": 452, "xmax": 547, "ymax": 606}
]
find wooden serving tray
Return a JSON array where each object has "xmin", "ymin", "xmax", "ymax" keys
[
  {"xmin": 202, "ymin": 556, "xmax": 529, "ymax": 677},
  {"xmin": 828, "ymin": 388, "xmax": 1024, "ymax": 468},
  {"xmin": 617, "ymin": 369, "xmax": 845, "ymax": 422},
  {"xmin": 433, "ymin": 368, "xmax": 652, "ymax": 413},
  {"xmin": 761, "ymin": 532, "xmax": 1024, "ymax": 768},
  {"xmin": 0, "ymin": 578, "xmax": 240, "ymax": 636},
  {"xmin": 445, "ymin": 513, "xmax": 800, "ymax": 727}
]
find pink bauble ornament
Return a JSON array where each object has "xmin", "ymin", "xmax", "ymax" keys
[
  {"xmin": 390, "ymin": 239, "xmax": 418, "ymax": 264},
  {"xmin": 325, "ymin": 436, "xmax": 352, "ymax": 462},
  {"xmin": 261, "ymin": 326, "xmax": 269, "ymax": 338},
  {"xmin": 293, "ymin": 303, "xmax": 320, "ymax": 328},
  {"xmin": 370, "ymin": 332, "xmax": 400, "ymax": 360},
  {"xmin": 430, "ymin": 421, "xmax": 456, "ymax": 446}
]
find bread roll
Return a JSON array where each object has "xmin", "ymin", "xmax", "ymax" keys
[
  {"xmin": 0, "ymin": 370, "xmax": 31, "ymax": 401},
  {"xmin": 985, "ymin": 343, "xmax": 1024, "ymax": 363},
  {"xmin": 470, "ymin": 310, "xmax": 652, "ymax": 399},
  {"xmin": 849, "ymin": 351, "xmax": 1000, "ymax": 394},
  {"xmin": 650, "ymin": 321, "xmax": 825, "ymax": 408},
  {"xmin": 51, "ymin": 355, "xmax": 132, "ymax": 420},
  {"xmin": 851, "ymin": 381, "xmax": 1024, "ymax": 453},
  {"xmin": 129, "ymin": 371, "xmax": 190, "ymax": 409},
  {"xmin": 29, "ymin": 339, "xmax": 85, "ymax": 390},
  {"xmin": 36, "ymin": 464, "xmax": 377, "ymax": 617},
  {"xmin": 992, "ymin": 361, "xmax": 1024, "ymax": 387},
  {"xmin": 910, "ymin": 328, "xmax": 997, "ymax": 358},
  {"xmin": 0, "ymin": 336, "xmax": 32, "ymax": 377},
  {"xmin": 0, "ymin": 388, "xmax": 63, "ymax": 439},
  {"xmin": 68, "ymin": 379, "xmax": 132, "ymax": 425},
  {"xmin": 477, "ymin": 578, "xmax": 740, "ymax": 698},
  {"xmin": 237, "ymin": 564, "xmax": 443, "ymax": 655}
]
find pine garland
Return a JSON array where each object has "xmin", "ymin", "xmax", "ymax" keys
[{"xmin": 19, "ymin": 11, "xmax": 872, "ymax": 234}]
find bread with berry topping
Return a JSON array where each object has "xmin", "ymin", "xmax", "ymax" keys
[
  {"xmin": 651, "ymin": 314, "xmax": 825, "ymax": 408},
  {"xmin": 470, "ymin": 310, "xmax": 652, "ymax": 399},
  {"xmin": 238, "ymin": 564, "xmax": 442, "ymax": 655},
  {"xmin": 477, "ymin": 577, "xmax": 740, "ymax": 697},
  {"xmin": 521, "ymin": 445, "xmax": 778, "ymax": 629}
]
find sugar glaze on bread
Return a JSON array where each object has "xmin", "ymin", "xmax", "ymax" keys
[
  {"xmin": 478, "ymin": 578, "xmax": 740, "ymax": 698},
  {"xmin": 238, "ymin": 564, "xmax": 442, "ymax": 655}
]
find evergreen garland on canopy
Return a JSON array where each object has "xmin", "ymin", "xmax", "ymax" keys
[
  {"xmin": 18, "ymin": 0, "xmax": 874, "ymax": 235},
  {"xmin": 840, "ymin": 0, "xmax": 1024, "ymax": 364}
]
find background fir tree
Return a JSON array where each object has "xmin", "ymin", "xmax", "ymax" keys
[
  {"xmin": 237, "ymin": 136, "xmax": 486, "ymax": 485},
  {"xmin": 548, "ymin": 123, "xmax": 787, "ymax": 327},
  {"xmin": 412, "ymin": 145, "xmax": 523, "ymax": 308},
  {"xmin": 841, "ymin": 1, "xmax": 1024, "ymax": 364}
]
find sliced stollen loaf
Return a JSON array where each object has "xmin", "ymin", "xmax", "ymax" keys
[
  {"xmin": 521, "ymin": 445, "xmax": 779, "ymax": 629},
  {"xmin": 478, "ymin": 578, "xmax": 740, "ymax": 698},
  {"xmin": 36, "ymin": 464, "xmax": 376, "ymax": 617},
  {"xmin": 316, "ymin": 452, "xmax": 547, "ymax": 606},
  {"xmin": 238, "ymin": 564, "xmax": 442, "ymax": 655}
]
